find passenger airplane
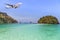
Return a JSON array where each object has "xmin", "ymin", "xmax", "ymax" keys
[{"xmin": 5, "ymin": 2, "xmax": 22, "ymax": 9}]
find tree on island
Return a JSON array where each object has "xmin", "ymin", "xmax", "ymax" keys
[{"xmin": 38, "ymin": 15, "xmax": 59, "ymax": 24}]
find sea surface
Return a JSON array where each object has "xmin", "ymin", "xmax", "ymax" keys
[{"xmin": 0, "ymin": 24, "xmax": 60, "ymax": 40}]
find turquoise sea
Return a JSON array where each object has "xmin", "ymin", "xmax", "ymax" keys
[{"xmin": 0, "ymin": 24, "xmax": 60, "ymax": 40}]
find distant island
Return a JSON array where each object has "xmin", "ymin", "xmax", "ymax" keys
[
  {"xmin": 0, "ymin": 12, "xmax": 18, "ymax": 24},
  {"xmin": 19, "ymin": 21, "xmax": 37, "ymax": 24},
  {"xmin": 38, "ymin": 15, "xmax": 59, "ymax": 24}
]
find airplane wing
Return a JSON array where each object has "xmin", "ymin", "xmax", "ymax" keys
[
  {"xmin": 5, "ymin": 4, "xmax": 13, "ymax": 9},
  {"xmin": 5, "ymin": 4, "xmax": 13, "ymax": 8},
  {"xmin": 15, "ymin": 2, "xmax": 22, "ymax": 6},
  {"xmin": 14, "ymin": 2, "xmax": 22, "ymax": 7},
  {"xmin": 6, "ymin": 4, "xmax": 13, "ymax": 6}
]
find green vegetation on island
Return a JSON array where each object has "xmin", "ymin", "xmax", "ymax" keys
[
  {"xmin": 38, "ymin": 15, "xmax": 59, "ymax": 24},
  {"xmin": 0, "ymin": 12, "xmax": 18, "ymax": 24}
]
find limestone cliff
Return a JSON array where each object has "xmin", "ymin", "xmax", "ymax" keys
[{"xmin": 0, "ymin": 12, "xmax": 18, "ymax": 24}]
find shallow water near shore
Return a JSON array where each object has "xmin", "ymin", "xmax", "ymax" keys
[{"xmin": 0, "ymin": 24, "xmax": 60, "ymax": 40}]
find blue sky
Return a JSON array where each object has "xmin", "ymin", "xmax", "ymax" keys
[{"xmin": 0, "ymin": 0, "xmax": 60, "ymax": 22}]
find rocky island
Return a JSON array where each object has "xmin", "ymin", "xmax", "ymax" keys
[
  {"xmin": 0, "ymin": 12, "xmax": 18, "ymax": 24},
  {"xmin": 38, "ymin": 15, "xmax": 59, "ymax": 24}
]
